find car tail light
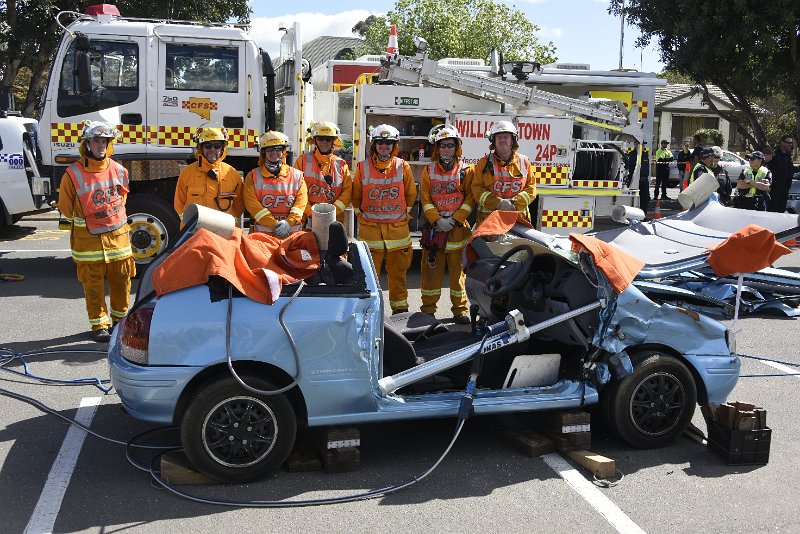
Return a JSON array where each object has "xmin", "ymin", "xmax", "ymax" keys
[{"xmin": 120, "ymin": 306, "xmax": 154, "ymax": 364}]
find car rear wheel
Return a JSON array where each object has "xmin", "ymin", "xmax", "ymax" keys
[
  {"xmin": 181, "ymin": 376, "xmax": 296, "ymax": 482},
  {"xmin": 602, "ymin": 351, "xmax": 696, "ymax": 449}
]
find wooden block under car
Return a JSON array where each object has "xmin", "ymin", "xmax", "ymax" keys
[
  {"xmin": 161, "ymin": 451, "xmax": 218, "ymax": 485},
  {"xmin": 316, "ymin": 426, "xmax": 361, "ymax": 450},
  {"xmin": 566, "ymin": 450, "xmax": 616, "ymax": 479},
  {"xmin": 544, "ymin": 430, "xmax": 592, "ymax": 451},
  {"xmin": 286, "ymin": 444, "xmax": 323, "ymax": 472},
  {"xmin": 504, "ymin": 430, "xmax": 556, "ymax": 457},
  {"xmin": 322, "ymin": 446, "xmax": 361, "ymax": 473},
  {"xmin": 537, "ymin": 410, "xmax": 590, "ymax": 428}
]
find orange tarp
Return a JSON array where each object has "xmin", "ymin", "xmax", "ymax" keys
[
  {"xmin": 464, "ymin": 211, "xmax": 533, "ymax": 266},
  {"xmin": 569, "ymin": 234, "xmax": 645, "ymax": 294},
  {"xmin": 152, "ymin": 228, "xmax": 320, "ymax": 304},
  {"xmin": 706, "ymin": 224, "xmax": 791, "ymax": 276}
]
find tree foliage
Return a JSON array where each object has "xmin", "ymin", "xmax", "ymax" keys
[
  {"xmin": 353, "ymin": 0, "xmax": 556, "ymax": 63},
  {"xmin": 0, "ymin": 0, "xmax": 250, "ymax": 117},
  {"xmin": 694, "ymin": 128, "xmax": 724, "ymax": 147},
  {"xmin": 610, "ymin": 0, "xmax": 800, "ymax": 148}
]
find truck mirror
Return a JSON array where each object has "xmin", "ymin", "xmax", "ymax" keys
[
  {"xmin": 75, "ymin": 34, "xmax": 92, "ymax": 52},
  {"xmin": 75, "ymin": 51, "xmax": 93, "ymax": 95}
]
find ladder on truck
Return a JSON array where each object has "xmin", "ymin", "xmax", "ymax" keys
[{"xmin": 379, "ymin": 55, "xmax": 642, "ymax": 140}]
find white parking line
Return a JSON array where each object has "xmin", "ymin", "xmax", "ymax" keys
[
  {"xmin": 0, "ymin": 249, "xmax": 71, "ymax": 253},
  {"xmin": 542, "ymin": 452, "xmax": 646, "ymax": 534},
  {"xmin": 757, "ymin": 359, "xmax": 800, "ymax": 379},
  {"xmin": 24, "ymin": 397, "xmax": 102, "ymax": 534}
]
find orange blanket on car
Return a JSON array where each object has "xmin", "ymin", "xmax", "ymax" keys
[
  {"xmin": 569, "ymin": 233, "xmax": 645, "ymax": 294},
  {"xmin": 464, "ymin": 211, "xmax": 533, "ymax": 265},
  {"xmin": 152, "ymin": 228, "xmax": 320, "ymax": 304},
  {"xmin": 706, "ymin": 224, "xmax": 791, "ymax": 276}
]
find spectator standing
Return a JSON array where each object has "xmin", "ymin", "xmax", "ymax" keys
[
  {"xmin": 654, "ymin": 139, "xmax": 673, "ymax": 200},
  {"xmin": 767, "ymin": 135, "xmax": 795, "ymax": 212},
  {"xmin": 676, "ymin": 139, "xmax": 692, "ymax": 190}
]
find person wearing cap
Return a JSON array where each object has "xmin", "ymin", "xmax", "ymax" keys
[
  {"xmin": 710, "ymin": 146, "xmax": 732, "ymax": 206},
  {"xmin": 294, "ymin": 121, "xmax": 352, "ymax": 224},
  {"xmin": 352, "ymin": 124, "xmax": 416, "ymax": 314},
  {"xmin": 419, "ymin": 125, "xmax": 474, "ymax": 324},
  {"xmin": 244, "ymin": 131, "xmax": 307, "ymax": 238},
  {"xmin": 58, "ymin": 121, "xmax": 134, "ymax": 342},
  {"xmin": 653, "ymin": 139, "xmax": 673, "ymax": 200},
  {"xmin": 690, "ymin": 134, "xmax": 704, "ymax": 169},
  {"xmin": 734, "ymin": 151, "xmax": 772, "ymax": 211},
  {"xmin": 471, "ymin": 120, "xmax": 536, "ymax": 227},
  {"xmin": 174, "ymin": 124, "xmax": 244, "ymax": 224},
  {"xmin": 690, "ymin": 147, "xmax": 716, "ymax": 185}
]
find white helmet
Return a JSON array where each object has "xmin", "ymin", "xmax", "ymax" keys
[
  {"xmin": 370, "ymin": 124, "xmax": 400, "ymax": 142},
  {"xmin": 81, "ymin": 121, "xmax": 120, "ymax": 142},
  {"xmin": 428, "ymin": 124, "xmax": 461, "ymax": 145},
  {"xmin": 488, "ymin": 120, "xmax": 517, "ymax": 141}
]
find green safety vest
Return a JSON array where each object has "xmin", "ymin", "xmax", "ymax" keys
[
  {"xmin": 689, "ymin": 162, "xmax": 712, "ymax": 184},
  {"xmin": 742, "ymin": 166, "xmax": 769, "ymax": 197}
]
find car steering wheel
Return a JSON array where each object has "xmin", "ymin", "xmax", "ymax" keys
[{"xmin": 484, "ymin": 245, "xmax": 535, "ymax": 298}]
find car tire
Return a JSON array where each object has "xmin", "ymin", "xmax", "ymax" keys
[
  {"xmin": 181, "ymin": 376, "xmax": 297, "ymax": 483},
  {"xmin": 601, "ymin": 351, "xmax": 696, "ymax": 449}
]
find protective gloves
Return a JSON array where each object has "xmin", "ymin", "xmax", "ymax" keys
[
  {"xmin": 435, "ymin": 217, "xmax": 456, "ymax": 233},
  {"xmin": 274, "ymin": 219, "xmax": 291, "ymax": 238},
  {"xmin": 497, "ymin": 198, "xmax": 515, "ymax": 211}
]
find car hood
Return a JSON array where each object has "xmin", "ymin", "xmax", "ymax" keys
[{"xmin": 509, "ymin": 201, "xmax": 800, "ymax": 279}]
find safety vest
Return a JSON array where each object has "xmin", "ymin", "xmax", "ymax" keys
[
  {"xmin": 427, "ymin": 161, "xmax": 465, "ymax": 217},
  {"xmin": 304, "ymin": 152, "xmax": 345, "ymax": 206},
  {"xmin": 66, "ymin": 162, "xmax": 129, "ymax": 235},
  {"xmin": 251, "ymin": 166, "xmax": 304, "ymax": 233},
  {"xmin": 359, "ymin": 158, "xmax": 407, "ymax": 223},
  {"xmin": 489, "ymin": 153, "xmax": 529, "ymax": 199},
  {"xmin": 742, "ymin": 166, "xmax": 769, "ymax": 197},
  {"xmin": 690, "ymin": 162, "xmax": 713, "ymax": 184}
]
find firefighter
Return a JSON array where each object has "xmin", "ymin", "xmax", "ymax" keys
[
  {"xmin": 471, "ymin": 120, "xmax": 536, "ymax": 227},
  {"xmin": 419, "ymin": 125, "xmax": 473, "ymax": 323},
  {"xmin": 244, "ymin": 131, "xmax": 307, "ymax": 238},
  {"xmin": 174, "ymin": 124, "xmax": 244, "ymax": 223},
  {"xmin": 58, "ymin": 121, "xmax": 134, "ymax": 342},
  {"xmin": 352, "ymin": 124, "xmax": 417, "ymax": 314},
  {"xmin": 294, "ymin": 121, "xmax": 352, "ymax": 224}
]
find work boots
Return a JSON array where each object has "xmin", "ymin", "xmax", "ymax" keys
[{"xmin": 90, "ymin": 328, "xmax": 111, "ymax": 342}]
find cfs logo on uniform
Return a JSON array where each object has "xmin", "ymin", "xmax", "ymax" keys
[
  {"xmin": 492, "ymin": 181, "xmax": 523, "ymax": 195},
  {"xmin": 92, "ymin": 185, "xmax": 124, "ymax": 206},
  {"xmin": 308, "ymin": 184, "xmax": 336, "ymax": 202},
  {"xmin": 261, "ymin": 194, "xmax": 296, "ymax": 208},
  {"xmin": 367, "ymin": 187, "xmax": 399, "ymax": 200},
  {"xmin": 430, "ymin": 181, "xmax": 458, "ymax": 195}
]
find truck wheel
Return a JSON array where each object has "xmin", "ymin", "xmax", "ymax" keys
[
  {"xmin": 126, "ymin": 195, "xmax": 179, "ymax": 264},
  {"xmin": 601, "ymin": 351, "xmax": 696, "ymax": 449},
  {"xmin": 181, "ymin": 376, "xmax": 297, "ymax": 483}
]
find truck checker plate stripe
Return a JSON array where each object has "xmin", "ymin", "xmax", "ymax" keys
[
  {"xmin": 51, "ymin": 123, "xmax": 257, "ymax": 148},
  {"xmin": 572, "ymin": 180, "xmax": 621, "ymax": 188},
  {"xmin": 532, "ymin": 165, "xmax": 570, "ymax": 186},
  {"xmin": 541, "ymin": 209, "xmax": 592, "ymax": 228}
]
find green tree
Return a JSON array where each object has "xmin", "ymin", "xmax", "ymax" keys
[
  {"xmin": 353, "ymin": 0, "xmax": 556, "ymax": 63},
  {"xmin": 0, "ymin": 0, "xmax": 250, "ymax": 117},
  {"xmin": 610, "ymin": 0, "xmax": 800, "ymax": 148}
]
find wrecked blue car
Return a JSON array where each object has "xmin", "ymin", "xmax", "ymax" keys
[{"xmin": 108, "ymin": 202, "xmax": 798, "ymax": 483}]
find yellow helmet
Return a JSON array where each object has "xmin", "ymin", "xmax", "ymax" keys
[
  {"xmin": 195, "ymin": 125, "xmax": 227, "ymax": 145},
  {"xmin": 258, "ymin": 130, "xmax": 290, "ymax": 150},
  {"xmin": 310, "ymin": 121, "xmax": 344, "ymax": 148}
]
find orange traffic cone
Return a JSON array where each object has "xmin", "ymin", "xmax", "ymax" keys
[
  {"xmin": 386, "ymin": 24, "xmax": 399, "ymax": 56},
  {"xmin": 653, "ymin": 199, "xmax": 662, "ymax": 219}
]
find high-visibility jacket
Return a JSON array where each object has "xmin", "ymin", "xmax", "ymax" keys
[
  {"xmin": 244, "ymin": 164, "xmax": 307, "ymax": 234},
  {"xmin": 65, "ymin": 161, "xmax": 128, "ymax": 234},
  {"xmin": 740, "ymin": 166, "xmax": 771, "ymax": 197},
  {"xmin": 58, "ymin": 157, "xmax": 132, "ymax": 263},
  {"xmin": 421, "ymin": 160, "xmax": 474, "ymax": 252},
  {"xmin": 352, "ymin": 155, "xmax": 416, "ymax": 251},
  {"xmin": 690, "ymin": 162, "xmax": 714, "ymax": 184},
  {"xmin": 471, "ymin": 152, "xmax": 536, "ymax": 226},
  {"xmin": 174, "ymin": 159, "xmax": 244, "ymax": 220},
  {"xmin": 294, "ymin": 150, "xmax": 352, "ymax": 220}
]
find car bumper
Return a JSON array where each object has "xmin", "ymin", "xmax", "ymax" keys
[
  {"xmin": 108, "ymin": 343, "xmax": 202, "ymax": 424},
  {"xmin": 684, "ymin": 354, "xmax": 740, "ymax": 404}
]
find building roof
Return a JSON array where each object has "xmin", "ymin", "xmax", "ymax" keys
[
  {"xmin": 303, "ymin": 36, "xmax": 365, "ymax": 68},
  {"xmin": 655, "ymin": 83, "xmax": 734, "ymax": 108}
]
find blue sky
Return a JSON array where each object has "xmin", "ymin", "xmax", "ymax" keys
[{"xmin": 248, "ymin": 0, "xmax": 665, "ymax": 73}]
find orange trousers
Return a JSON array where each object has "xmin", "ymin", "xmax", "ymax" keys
[
  {"xmin": 420, "ymin": 249, "xmax": 467, "ymax": 316},
  {"xmin": 76, "ymin": 257, "xmax": 135, "ymax": 330},
  {"xmin": 370, "ymin": 246, "xmax": 412, "ymax": 313}
]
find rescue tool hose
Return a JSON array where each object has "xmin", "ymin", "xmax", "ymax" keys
[{"xmin": 226, "ymin": 281, "xmax": 305, "ymax": 396}]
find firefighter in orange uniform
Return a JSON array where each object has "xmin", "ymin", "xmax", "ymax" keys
[
  {"xmin": 419, "ymin": 125, "xmax": 473, "ymax": 323},
  {"xmin": 352, "ymin": 124, "xmax": 417, "ymax": 314},
  {"xmin": 294, "ymin": 121, "xmax": 352, "ymax": 224},
  {"xmin": 58, "ymin": 121, "xmax": 134, "ymax": 342},
  {"xmin": 174, "ymin": 124, "xmax": 244, "ymax": 223},
  {"xmin": 471, "ymin": 120, "xmax": 536, "ymax": 227},
  {"xmin": 244, "ymin": 131, "xmax": 307, "ymax": 238}
]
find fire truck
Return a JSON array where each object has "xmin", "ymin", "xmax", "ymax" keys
[{"xmin": 27, "ymin": 5, "xmax": 663, "ymax": 262}]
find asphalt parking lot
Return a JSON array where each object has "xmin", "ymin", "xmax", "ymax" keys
[{"xmin": 1, "ymin": 209, "xmax": 799, "ymax": 534}]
